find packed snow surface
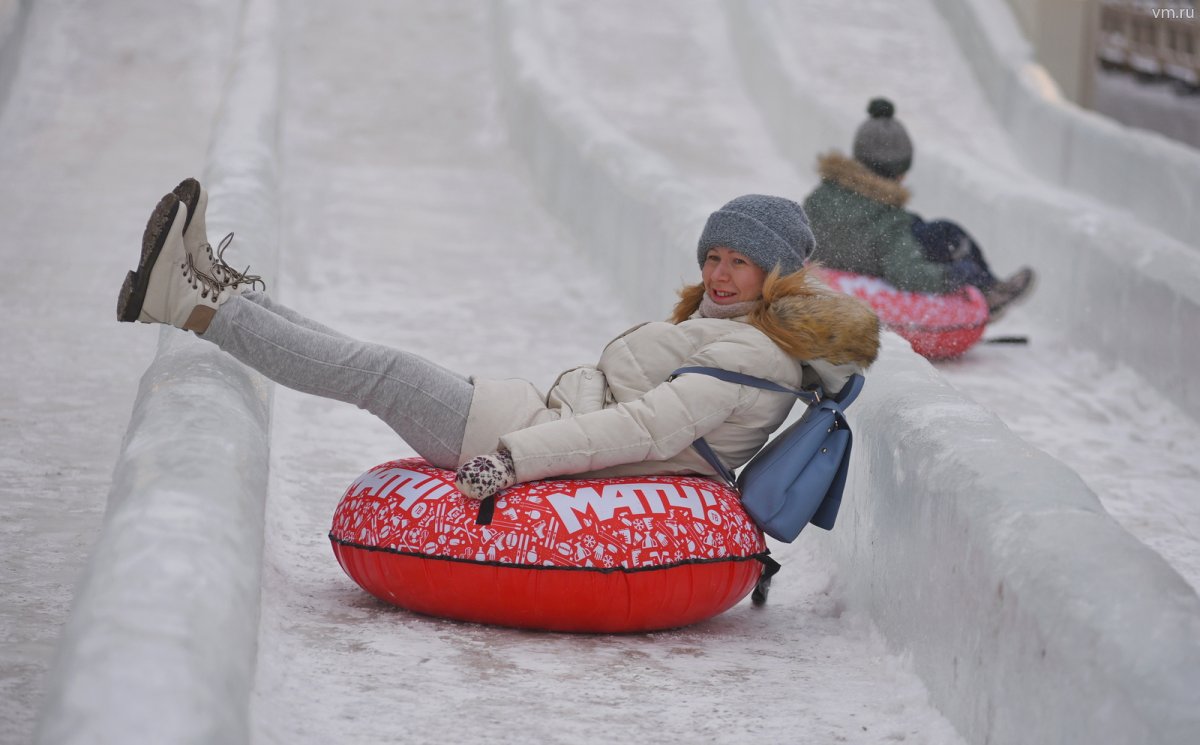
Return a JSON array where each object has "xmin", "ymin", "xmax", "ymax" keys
[{"xmin": 2, "ymin": 0, "xmax": 1198, "ymax": 743}]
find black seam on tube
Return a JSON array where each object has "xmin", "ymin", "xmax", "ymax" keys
[{"xmin": 329, "ymin": 532, "xmax": 771, "ymax": 576}]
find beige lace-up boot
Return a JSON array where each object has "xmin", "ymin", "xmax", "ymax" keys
[
  {"xmin": 171, "ymin": 177, "xmax": 265, "ymax": 292},
  {"xmin": 116, "ymin": 193, "xmax": 234, "ymax": 333}
]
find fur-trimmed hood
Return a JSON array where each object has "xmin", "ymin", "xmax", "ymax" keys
[
  {"xmin": 674, "ymin": 266, "xmax": 880, "ymax": 369},
  {"xmin": 817, "ymin": 151, "xmax": 910, "ymax": 208},
  {"xmin": 746, "ymin": 266, "xmax": 880, "ymax": 368}
]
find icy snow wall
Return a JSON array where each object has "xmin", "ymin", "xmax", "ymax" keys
[
  {"xmin": 0, "ymin": 0, "xmax": 33, "ymax": 111},
  {"xmin": 35, "ymin": 0, "xmax": 282, "ymax": 743}
]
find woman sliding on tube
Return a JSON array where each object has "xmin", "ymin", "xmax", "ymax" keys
[{"xmin": 117, "ymin": 179, "xmax": 879, "ymax": 500}]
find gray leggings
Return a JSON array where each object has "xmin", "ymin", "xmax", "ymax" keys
[{"xmin": 202, "ymin": 292, "xmax": 472, "ymax": 469}]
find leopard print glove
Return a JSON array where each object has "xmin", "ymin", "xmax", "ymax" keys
[{"xmin": 454, "ymin": 449, "xmax": 517, "ymax": 500}]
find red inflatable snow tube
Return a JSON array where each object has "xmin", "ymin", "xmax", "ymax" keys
[
  {"xmin": 329, "ymin": 458, "xmax": 769, "ymax": 633},
  {"xmin": 816, "ymin": 268, "xmax": 989, "ymax": 360}
]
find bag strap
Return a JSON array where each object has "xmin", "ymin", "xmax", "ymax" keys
[
  {"xmin": 691, "ymin": 436, "xmax": 737, "ymax": 488},
  {"xmin": 670, "ymin": 366, "xmax": 824, "ymax": 487},
  {"xmin": 671, "ymin": 366, "xmax": 821, "ymax": 406}
]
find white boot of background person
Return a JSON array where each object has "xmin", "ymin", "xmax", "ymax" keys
[
  {"xmin": 170, "ymin": 177, "xmax": 264, "ymax": 292},
  {"xmin": 116, "ymin": 193, "xmax": 241, "ymax": 334}
]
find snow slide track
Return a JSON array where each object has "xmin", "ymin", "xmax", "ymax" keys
[
  {"xmin": 35, "ymin": 0, "xmax": 281, "ymax": 743},
  {"xmin": 31, "ymin": 0, "xmax": 1200, "ymax": 742}
]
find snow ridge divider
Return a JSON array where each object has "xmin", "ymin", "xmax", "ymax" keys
[
  {"xmin": 0, "ymin": 0, "xmax": 33, "ymax": 117},
  {"xmin": 723, "ymin": 3, "xmax": 1200, "ymax": 744},
  {"xmin": 489, "ymin": 0, "xmax": 709, "ymax": 322},
  {"xmin": 34, "ymin": 0, "xmax": 281, "ymax": 743}
]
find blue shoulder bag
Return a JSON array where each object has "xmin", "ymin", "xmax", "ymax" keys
[{"xmin": 670, "ymin": 367, "xmax": 865, "ymax": 544}]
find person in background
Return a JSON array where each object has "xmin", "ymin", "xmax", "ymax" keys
[
  {"xmin": 116, "ymin": 183, "xmax": 880, "ymax": 501},
  {"xmin": 803, "ymin": 97, "xmax": 1035, "ymax": 318}
]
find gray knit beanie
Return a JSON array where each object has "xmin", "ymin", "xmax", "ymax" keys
[
  {"xmin": 696, "ymin": 194, "xmax": 814, "ymax": 276},
  {"xmin": 852, "ymin": 98, "xmax": 913, "ymax": 179}
]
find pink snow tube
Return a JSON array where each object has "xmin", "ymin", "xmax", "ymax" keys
[
  {"xmin": 815, "ymin": 268, "xmax": 989, "ymax": 359},
  {"xmin": 329, "ymin": 458, "xmax": 770, "ymax": 633}
]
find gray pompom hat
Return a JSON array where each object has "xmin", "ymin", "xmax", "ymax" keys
[
  {"xmin": 696, "ymin": 194, "xmax": 815, "ymax": 276},
  {"xmin": 852, "ymin": 97, "xmax": 913, "ymax": 179}
]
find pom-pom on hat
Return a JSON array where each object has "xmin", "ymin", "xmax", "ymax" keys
[
  {"xmin": 696, "ymin": 194, "xmax": 815, "ymax": 276},
  {"xmin": 852, "ymin": 97, "xmax": 913, "ymax": 179}
]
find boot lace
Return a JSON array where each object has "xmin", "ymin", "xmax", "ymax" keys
[
  {"xmin": 180, "ymin": 256, "xmax": 225, "ymax": 301},
  {"xmin": 193, "ymin": 232, "xmax": 266, "ymax": 292}
]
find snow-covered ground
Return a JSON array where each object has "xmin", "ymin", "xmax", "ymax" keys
[{"xmin": 2, "ymin": 0, "xmax": 1198, "ymax": 743}]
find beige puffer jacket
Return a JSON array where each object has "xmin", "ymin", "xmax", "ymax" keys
[{"xmin": 458, "ymin": 268, "xmax": 880, "ymax": 484}]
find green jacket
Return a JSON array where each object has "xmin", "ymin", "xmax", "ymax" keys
[{"xmin": 803, "ymin": 152, "xmax": 952, "ymax": 294}]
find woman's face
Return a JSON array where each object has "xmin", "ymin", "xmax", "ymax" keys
[{"xmin": 702, "ymin": 247, "xmax": 766, "ymax": 305}]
